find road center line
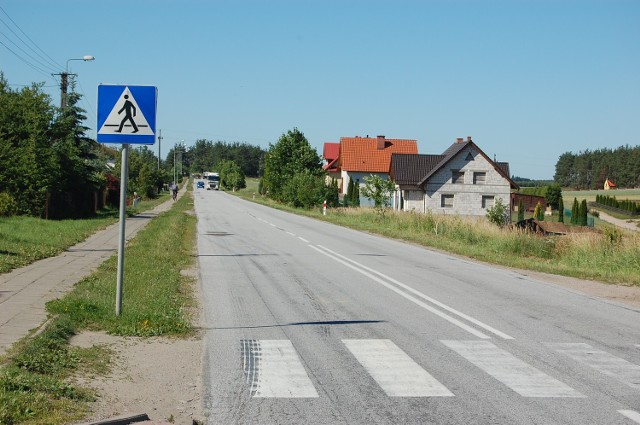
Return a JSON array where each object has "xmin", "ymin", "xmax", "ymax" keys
[
  {"xmin": 315, "ymin": 245, "xmax": 513, "ymax": 340},
  {"xmin": 309, "ymin": 245, "xmax": 491, "ymax": 339},
  {"xmin": 298, "ymin": 237, "xmax": 309, "ymax": 243}
]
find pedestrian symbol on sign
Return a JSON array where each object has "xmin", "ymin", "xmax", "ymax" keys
[{"xmin": 116, "ymin": 95, "xmax": 138, "ymax": 133}]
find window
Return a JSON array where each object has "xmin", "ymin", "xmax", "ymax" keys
[
  {"xmin": 473, "ymin": 172, "xmax": 486, "ymax": 184},
  {"xmin": 452, "ymin": 170, "xmax": 464, "ymax": 184},
  {"xmin": 482, "ymin": 195, "xmax": 495, "ymax": 209},
  {"xmin": 441, "ymin": 194, "xmax": 454, "ymax": 208}
]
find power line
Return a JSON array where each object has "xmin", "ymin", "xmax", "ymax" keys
[
  {"xmin": 0, "ymin": 28, "xmax": 58, "ymax": 74},
  {"xmin": 0, "ymin": 5, "xmax": 62, "ymax": 70},
  {"xmin": 0, "ymin": 39, "xmax": 53, "ymax": 80}
]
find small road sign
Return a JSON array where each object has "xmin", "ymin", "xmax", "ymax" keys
[{"xmin": 97, "ymin": 85, "xmax": 157, "ymax": 144}]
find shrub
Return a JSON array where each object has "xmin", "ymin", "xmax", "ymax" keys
[
  {"xmin": 0, "ymin": 192, "xmax": 17, "ymax": 217},
  {"xmin": 486, "ymin": 197, "xmax": 509, "ymax": 227}
]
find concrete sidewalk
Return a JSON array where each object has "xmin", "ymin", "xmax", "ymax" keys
[{"xmin": 0, "ymin": 187, "xmax": 186, "ymax": 357}]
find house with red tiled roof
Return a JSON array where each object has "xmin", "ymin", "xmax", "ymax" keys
[
  {"xmin": 390, "ymin": 137, "xmax": 518, "ymax": 215},
  {"xmin": 336, "ymin": 135, "xmax": 418, "ymax": 197},
  {"xmin": 322, "ymin": 142, "xmax": 341, "ymax": 185}
]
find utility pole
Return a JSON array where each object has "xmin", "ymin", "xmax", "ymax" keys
[{"xmin": 53, "ymin": 72, "xmax": 74, "ymax": 108}]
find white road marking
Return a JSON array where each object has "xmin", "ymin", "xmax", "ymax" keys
[
  {"xmin": 298, "ymin": 237, "xmax": 309, "ymax": 243},
  {"xmin": 245, "ymin": 340, "xmax": 318, "ymax": 398},
  {"xmin": 619, "ymin": 410, "xmax": 640, "ymax": 423},
  {"xmin": 547, "ymin": 343, "xmax": 640, "ymax": 389},
  {"xmin": 286, "ymin": 232, "xmax": 296, "ymax": 237},
  {"xmin": 311, "ymin": 245, "xmax": 492, "ymax": 339},
  {"xmin": 269, "ymin": 223, "xmax": 276, "ymax": 227},
  {"xmin": 442, "ymin": 340, "xmax": 584, "ymax": 397},
  {"xmin": 343, "ymin": 339, "xmax": 454, "ymax": 397},
  {"xmin": 316, "ymin": 245, "xmax": 513, "ymax": 340}
]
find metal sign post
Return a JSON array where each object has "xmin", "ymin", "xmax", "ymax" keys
[
  {"xmin": 115, "ymin": 144, "xmax": 129, "ymax": 316},
  {"xmin": 97, "ymin": 85, "xmax": 157, "ymax": 316}
]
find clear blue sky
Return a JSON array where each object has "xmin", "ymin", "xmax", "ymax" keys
[{"xmin": 2, "ymin": 0, "xmax": 638, "ymax": 179}]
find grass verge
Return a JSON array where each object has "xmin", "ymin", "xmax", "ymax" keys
[
  {"xmin": 0, "ymin": 193, "xmax": 172, "ymax": 274},
  {"xmin": 0, "ymin": 190, "xmax": 196, "ymax": 424}
]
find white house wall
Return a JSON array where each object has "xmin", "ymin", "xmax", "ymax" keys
[{"xmin": 422, "ymin": 146, "xmax": 511, "ymax": 216}]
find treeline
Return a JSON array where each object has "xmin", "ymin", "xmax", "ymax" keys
[
  {"xmin": 0, "ymin": 75, "xmax": 113, "ymax": 218},
  {"xmin": 185, "ymin": 140, "xmax": 265, "ymax": 177},
  {"xmin": 595, "ymin": 194, "xmax": 640, "ymax": 215},
  {"xmin": 554, "ymin": 145, "xmax": 640, "ymax": 189}
]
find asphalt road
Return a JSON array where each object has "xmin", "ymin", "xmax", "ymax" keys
[{"xmin": 194, "ymin": 187, "xmax": 640, "ymax": 425}]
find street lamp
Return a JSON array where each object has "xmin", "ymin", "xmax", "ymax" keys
[{"xmin": 56, "ymin": 55, "xmax": 95, "ymax": 108}]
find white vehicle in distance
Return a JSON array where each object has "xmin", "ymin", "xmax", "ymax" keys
[{"xmin": 203, "ymin": 172, "xmax": 220, "ymax": 190}]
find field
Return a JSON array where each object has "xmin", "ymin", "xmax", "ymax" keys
[{"xmin": 562, "ymin": 188, "xmax": 640, "ymax": 203}]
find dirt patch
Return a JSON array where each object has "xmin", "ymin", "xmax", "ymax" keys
[
  {"xmin": 70, "ymin": 332, "xmax": 204, "ymax": 425},
  {"xmin": 70, "ymin": 263, "xmax": 206, "ymax": 425}
]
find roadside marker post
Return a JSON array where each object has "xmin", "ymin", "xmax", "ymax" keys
[
  {"xmin": 97, "ymin": 85, "xmax": 157, "ymax": 316},
  {"xmin": 323, "ymin": 200, "xmax": 327, "ymax": 216}
]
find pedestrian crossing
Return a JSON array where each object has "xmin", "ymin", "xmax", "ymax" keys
[{"xmin": 239, "ymin": 338, "xmax": 640, "ymax": 404}]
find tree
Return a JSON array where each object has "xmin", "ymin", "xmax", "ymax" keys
[
  {"xmin": 558, "ymin": 197, "xmax": 564, "ymax": 223},
  {"xmin": 353, "ymin": 179, "xmax": 360, "ymax": 207},
  {"xmin": 580, "ymin": 199, "xmax": 588, "ymax": 226},
  {"xmin": 262, "ymin": 128, "xmax": 321, "ymax": 201},
  {"xmin": 517, "ymin": 199, "xmax": 525, "ymax": 222},
  {"xmin": 486, "ymin": 197, "xmax": 509, "ymax": 227},
  {"xmin": 325, "ymin": 178, "xmax": 340, "ymax": 207},
  {"xmin": 571, "ymin": 198, "xmax": 579, "ymax": 224},
  {"xmin": 345, "ymin": 178, "xmax": 354, "ymax": 207},
  {"xmin": 281, "ymin": 170, "xmax": 325, "ymax": 208},
  {"xmin": 545, "ymin": 184, "xmax": 562, "ymax": 210},
  {"xmin": 361, "ymin": 174, "xmax": 395, "ymax": 216},
  {"xmin": 533, "ymin": 201, "xmax": 548, "ymax": 221},
  {"xmin": 0, "ymin": 76, "xmax": 57, "ymax": 216},
  {"xmin": 219, "ymin": 159, "xmax": 246, "ymax": 191}
]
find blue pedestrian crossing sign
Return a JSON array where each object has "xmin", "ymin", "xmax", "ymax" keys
[{"xmin": 97, "ymin": 85, "xmax": 157, "ymax": 144}]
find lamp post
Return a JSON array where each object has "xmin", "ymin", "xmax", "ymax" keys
[{"xmin": 56, "ymin": 55, "xmax": 95, "ymax": 108}]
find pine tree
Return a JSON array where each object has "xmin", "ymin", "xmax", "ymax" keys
[
  {"xmin": 517, "ymin": 199, "xmax": 525, "ymax": 222},
  {"xmin": 345, "ymin": 178, "xmax": 353, "ymax": 207},
  {"xmin": 353, "ymin": 179, "xmax": 360, "ymax": 207},
  {"xmin": 533, "ymin": 202, "xmax": 542, "ymax": 221},
  {"xmin": 558, "ymin": 197, "xmax": 564, "ymax": 223}
]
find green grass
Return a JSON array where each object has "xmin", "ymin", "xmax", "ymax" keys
[
  {"xmin": 0, "ymin": 189, "xmax": 197, "ymax": 424},
  {"xmin": 0, "ymin": 194, "xmax": 171, "ymax": 274},
  {"xmin": 563, "ymin": 188, "xmax": 640, "ymax": 203}
]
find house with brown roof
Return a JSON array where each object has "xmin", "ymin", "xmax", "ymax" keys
[
  {"xmin": 390, "ymin": 137, "xmax": 518, "ymax": 215},
  {"xmin": 335, "ymin": 135, "xmax": 418, "ymax": 199}
]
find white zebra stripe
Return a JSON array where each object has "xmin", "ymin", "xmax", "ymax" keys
[
  {"xmin": 547, "ymin": 343, "xmax": 640, "ymax": 389},
  {"xmin": 442, "ymin": 340, "xmax": 584, "ymax": 397},
  {"xmin": 343, "ymin": 339, "xmax": 453, "ymax": 397}
]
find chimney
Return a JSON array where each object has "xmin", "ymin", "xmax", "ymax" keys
[
  {"xmin": 456, "ymin": 137, "xmax": 464, "ymax": 143},
  {"xmin": 377, "ymin": 135, "xmax": 385, "ymax": 150},
  {"xmin": 467, "ymin": 136, "xmax": 472, "ymax": 142}
]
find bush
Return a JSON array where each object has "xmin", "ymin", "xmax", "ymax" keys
[
  {"xmin": 0, "ymin": 192, "xmax": 17, "ymax": 217},
  {"xmin": 486, "ymin": 197, "xmax": 509, "ymax": 227}
]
